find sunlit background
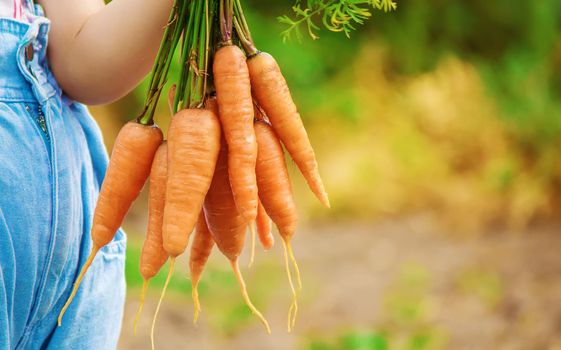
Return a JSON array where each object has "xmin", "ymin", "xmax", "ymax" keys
[{"xmin": 92, "ymin": 1, "xmax": 561, "ymax": 349}]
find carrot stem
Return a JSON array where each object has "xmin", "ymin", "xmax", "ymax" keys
[
  {"xmin": 139, "ymin": 0, "xmax": 184, "ymax": 125},
  {"xmin": 233, "ymin": 0, "xmax": 258, "ymax": 55},
  {"xmin": 233, "ymin": 17, "xmax": 256, "ymax": 56},
  {"xmin": 202, "ymin": 0, "xmax": 211, "ymax": 101},
  {"xmin": 230, "ymin": 259, "xmax": 271, "ymax": 334},
  {"xmin": 151, "ymin": 257, "xmax": 175, "ymax": 350},
  {"xmin": 174, "ymin": 0, "xmax": 196, "ymax": 112},
  {"xmin": 138, "ymin": 1, "xmax": 177, "ymax": 125},
  {"xmin": 58, "ymin": 245, "xmax": 100, "ymax": 326},
  {"xmin": 176, "ymin": 0, "xmax": 211, "ymax": 110},
  {"xmin": 184, "ymin": 0, "xmax": 203, "ymax": 107},
  {"xmin": 194, "ymin": 0, "xmax": 210, "ymax": 108},
  {"xmin": 219, "ymin": 0, "xmax": 233, "ymax": 44},
  {"xmin": 133, "ymin": 278, "xmax": 149, "ymax": 335}
]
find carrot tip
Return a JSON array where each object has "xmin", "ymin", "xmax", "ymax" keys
[
  {"xmin": 151, "ymin": 258, "xmax": 175, "ymax": 350},
  {"xmin": 133, "ymin": 279, "xmax": 149, "ymax": 336},
  {"xmin": 321, "ymin": 193, "xmax": 331, "ymax": 209},
  {"xmin": 248, "ymin": 223, "xmax": 256, "ymax": 268},
  {"xmin": 230, "ymin": 259, "xmax": 271, "ymax": 334},
  {"xmin": 57, "ymin": 245, "xmax": 100, "ymax": 327},
  {"xmin": 265, "ymin": 231, "xmax": 274, "ymax": 251}
]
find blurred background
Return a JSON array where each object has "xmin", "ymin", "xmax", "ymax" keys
[{"xmin": 93, "ymin": 1, "xmax": 561, "ymax": 349}]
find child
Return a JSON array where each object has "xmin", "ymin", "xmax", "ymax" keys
[{"xmin": 0, "ymin": 0, "xmax": 172, "ymax": 348}]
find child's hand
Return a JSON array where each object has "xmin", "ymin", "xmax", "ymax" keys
[{"xmin": 39, "ymin": 0, "xmax": 173, "ymax": 105}]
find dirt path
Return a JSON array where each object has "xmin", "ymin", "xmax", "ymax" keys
[{"xmin": 119, "ymin": 216, "xmax": 561, "ymax": 350}]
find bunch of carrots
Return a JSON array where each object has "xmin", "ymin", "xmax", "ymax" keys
[{"xmin": 57, "ymin": 0, "xmax": 329, "ymax": 347}]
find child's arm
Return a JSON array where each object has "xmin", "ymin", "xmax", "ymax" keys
[{"xmin": 39, "ymin": 0, "xmax": 173, "ymax": 105}]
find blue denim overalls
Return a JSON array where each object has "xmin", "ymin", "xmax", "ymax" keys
[{"xmin": 0, "ymin": 3, "xmax": 126, "ymax": 349}]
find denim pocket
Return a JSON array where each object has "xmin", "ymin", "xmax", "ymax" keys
[{"xmin": 99, "ymin": 227, "xmax": 127, "ymax": 256}]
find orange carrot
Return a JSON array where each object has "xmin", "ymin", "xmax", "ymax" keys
[
  {"xmin": 206, "ymin": 94, "xmax": 256, "ymax": 267},
  {"xmin": 256, "ymin": 200, "xmax": 274, "ymax": 251},
  {"xmin": 137, "ymin": 85, "xmax": 175, "ymax": 334},
  {"xmin": 254, "ymin": 104, "xmax": 274, "ymax": 252},
  {"xmin": 162, "ymin": 108, "xmax": 221, "ymax": 257},
  {"xmin": 151, "ymin": 108, "xmax": 220, "ymax": 348},
  {"xmin": 204, "ymin": 136, "xmax": 271, "ymax": 333},
  {"xmin": 134, "ymin": 141, "xmax": 169, "ymax": 334},
  {"xmin": 58, "ymin": 121, "xmax": 163, "ymax": 326},
  {"xmin": 248, "ymin": 53, "xmax": 330, "ymax": 208},
  {"xmin": 189, "ymin": 210, "xmax": 215, "ymax": 324},
  {"xmin": 204, "ymin": 138, "xmax": 249, "ymax": 261},
  {"xmin": 248, "ymin": 221, "xmax": 257, "ymax": 268},
  {"xmin": 213, "ymin": 45, "xmax": 258, "ymax": 222},
  {"xmin": 254, "ymin": 120, "xmax": 297, "ymax": 241},
  {"xmin": 254, "ymin": 119, "xmax": 301, "ymax": 331}
]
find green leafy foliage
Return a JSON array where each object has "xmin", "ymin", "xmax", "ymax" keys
[{"xmin": 278, "ymin": 0, "xmax": 396, "ymax": 41}]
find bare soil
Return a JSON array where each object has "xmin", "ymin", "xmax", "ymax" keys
[{"xmin": 119, "ymin": 215, "xmax": 561, "ymax": 350}]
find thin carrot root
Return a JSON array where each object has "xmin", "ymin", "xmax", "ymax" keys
[
  {"xmin": 288, "ymin": 302, "xmax": 296, "ymax": 332},
  {"xmin": 151, "ymin": 257, "xmax": 175, "ymax": 350},
  {"xmin": 248, "ymin": 223, "xmax": 256, "ymax": 268},
  {"xmin": 58, "ymin": 245, "xmax": 100, "ymax": 326},
  {"xmin": 287, "ymin": 243, "xmax": 302, "ymax": 291},
  {"xmin": 134, "ymin": 278, "xmax": 149, "ymax": 335},
  {"xmin": 282, "ymin": 240, "xmax": 297, "ymax": 333},
  {"xmin": 286, "ymin": 242, "xmax": 302, "ymax": 329},
  {"xmin": 192, "ymin": 280, "xmax": 201, "ymax": 325},
  {"xmin": 230, "ymin": 259, "xmax": 271, "ymax": 334}
]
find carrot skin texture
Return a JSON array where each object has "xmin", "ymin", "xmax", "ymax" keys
[
  {"xmin": 190, "ymin": 211, "xmax": 215, "ymax": 284},
  {"xmin": 190, "ymin": 210, "xmax": 215, "ymax": 323},
  {"xmin": 248, "ymin": 52, "xmax": 329, "ymax": 208},
  {"xmin": 254, "ymin": 120, "xmax": 298, "ymax": 241},
  {"xmin": 134, "ymin": 141, "xmax": 169, "ymax": 333},
  {"xmin": 93, "ymin": 122, "xmax": 163, "ymax": 247},
  {"xmin": 203, "ymin": 138, "xmax": 248, "ymax": 260},
  {"xmin": 163, "ymin": 109, "xmax": 221, "ymax": 257},
  {"xmin": 140, "ymin": 142, "xmax": 169, "ymax": 280},
  {"xmin": 213, "ymin": 45, "xmax": 258, "ymax": 222},
  {"xmin": 255, "ymin": 120, "xmax": 301, "ymax": 330},
  {"xmin": 256, "ymin": 200, "xmax": 274, "ymax": 250}
]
